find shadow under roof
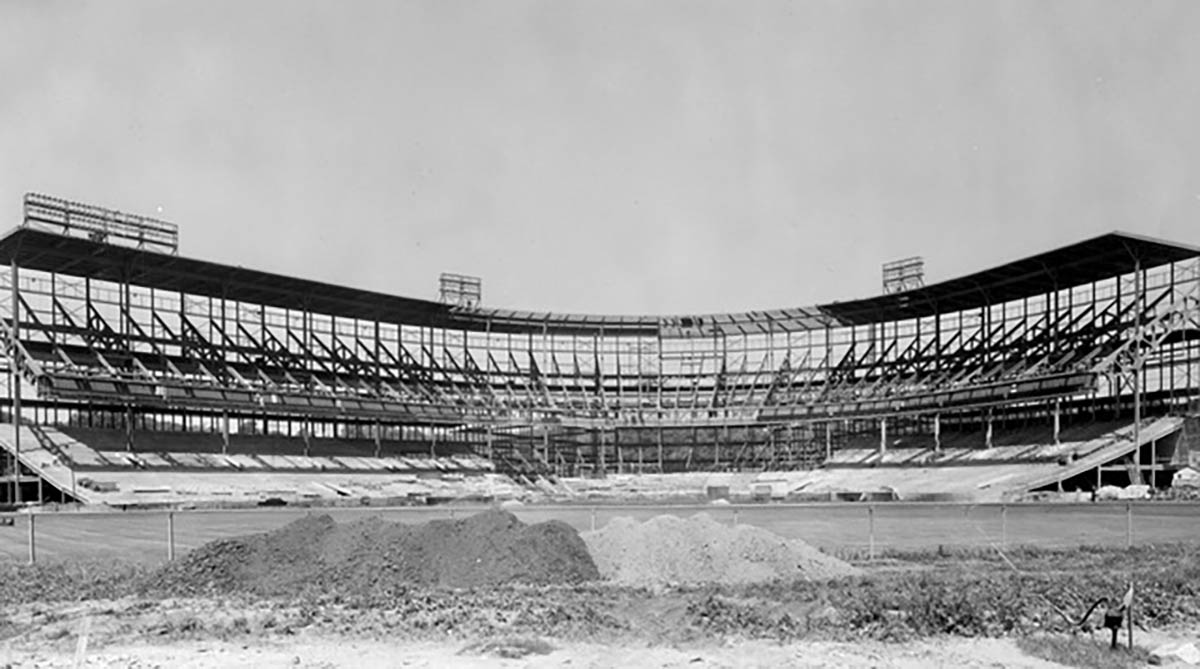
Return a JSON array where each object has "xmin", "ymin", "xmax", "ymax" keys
[{"xmin": 0, "ymin": 227, "xmax": 1194, "ymax": 335}]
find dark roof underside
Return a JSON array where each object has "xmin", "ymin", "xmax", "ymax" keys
[
  {"xmin": 820, "ymin": 231, "xmax": 1200, "ymax": 324},
  {"xmin": 0, "ymin": 227, "xmax": 1194, "ymax": 335}
]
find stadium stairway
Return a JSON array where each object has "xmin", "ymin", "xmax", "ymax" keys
[
  {"xmin": 0, "ymin": 424, "xmax": 98, "ymax": 503},
  {"xmin": 1017, "ymin": 416, "xmax": 1184, "ymax": 492},
  {"xmin": 767, "ymin": 416, "xmax": 1186, "ymax": 502}
]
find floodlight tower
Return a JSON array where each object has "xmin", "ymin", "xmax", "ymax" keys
[
  {"xmin": 882, "ymin": 257, "xmax": 925, "ymax": 294},
  {"xmin": 438, "ymin": 272, "xmax": 482, "ymax": 308}
]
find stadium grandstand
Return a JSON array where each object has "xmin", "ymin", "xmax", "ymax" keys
[{"xmin": 1, "ymin": 193, "xmax": 1199, "ymax": 506}]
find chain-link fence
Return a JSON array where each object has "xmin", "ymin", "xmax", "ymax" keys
[{"xmin": 2, "ymin": 502, "xmax": 1199, "ymax": 565}]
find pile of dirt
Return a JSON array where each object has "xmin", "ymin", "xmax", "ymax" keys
[
  {"xmin": 145, "ymin": 510, "xmax": 599, "ymax": 597},
  {"xmin": 581, "ymin": 513, "xmax": 860, "ymax": 588}
]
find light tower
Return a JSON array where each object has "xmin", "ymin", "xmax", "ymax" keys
[
  {"xmin": 438, "ymin": 272, "xmax": 482, "ymax": 308},
  {"xmin": 882, "ymin": 256, "xmax": 925, "ymax": 294}
]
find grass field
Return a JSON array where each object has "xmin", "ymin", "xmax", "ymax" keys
[{"xmin": 1, "ymin": 501, "xmax": 1198, "ymax": 564}]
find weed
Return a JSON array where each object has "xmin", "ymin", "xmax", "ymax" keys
[{"xmin": 1017, "ymin": 634, "xmax": 1151, "ymax": 669}]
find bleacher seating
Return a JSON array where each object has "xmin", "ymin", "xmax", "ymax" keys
[
  {"xmin": 824, "ymin": 419, "xmax": 1143, "ymax": 469},
  {"xmin": 30, "ymin": 426, "xmax": 493, "ymax": 475}
]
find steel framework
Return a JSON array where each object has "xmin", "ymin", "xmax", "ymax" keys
[{"xmin": 2, "ymin": 194, "xmax": 1199, "ymax": 495}]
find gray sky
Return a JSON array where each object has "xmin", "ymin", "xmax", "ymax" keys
[{"xmin": 2, "ymin": 0, "xmax": 1199, "ymax": 316}]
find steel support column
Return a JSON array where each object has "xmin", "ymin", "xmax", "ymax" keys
[
  {"xmin": 825, "ymin": 422, "xmax": 832, "ymax": 461},
  {"xmin": 1133, "ymin": 259, "xmax": 1143, "ymax": 485},
  {"xmin": 9, "ymin": 260, "xmax": 20, "ymax": 505},
  {"xmin": 1053, "ymin": 399, "xmax": 1061, "ymax": 445}
]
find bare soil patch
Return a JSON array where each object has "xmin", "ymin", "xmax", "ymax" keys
[
  {"xmin": 582, "ymin": 513, "xmax": 861, "ymax": 587},
  {"xmin": 142, "ymin": 509, "xmax": 598, "ymax": 597}
]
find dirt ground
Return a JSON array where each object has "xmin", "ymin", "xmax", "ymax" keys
[
  {"xmin": 3, "ymin": 598, "xmax": 1196, "ymax": 669},
  {"xmin": 5, "ymin": 513, "xmax": 1199, "ymax": 668},
  {"xmin": 0, "ymin": 632, "xmax": 1079, "ymax": 669}
]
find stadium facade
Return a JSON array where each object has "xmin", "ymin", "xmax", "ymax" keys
[{"xmin": 1, "ymin": 194, "xmax": 1199, "ymax": 505}]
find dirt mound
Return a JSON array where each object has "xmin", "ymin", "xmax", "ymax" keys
[
  {"xmin": 581, "ymin": 513, "xmax": 860, "ymax": 587},
  {"xmin": 145, "ymin": 510, "xmax": 598, "ymax": 597}
]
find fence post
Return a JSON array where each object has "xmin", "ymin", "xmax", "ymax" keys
[
  {"xmin": 590, "ymin": 507, "xmax": 596, "ymax": 532},
  {"xmin": 1127, "ymin": 582, "xmax": 1134, "ymax": 649},
  {"xmin": 1001, "ymin": 504, "xmax": 1008, "ymax": 548},
  {"xmin": 167, "ymin": 511, "xmax": 176, "ymax": 562},
  {"xmin": 1126, "ymin": 502, "xmax": 1133, "ymax": 549},
  {"xmin": 27, "ymin": 513, "xmax": 35, "ymax": 564},
  {"xmin": 868, "ymin": 504, "xmax": 875, "ymax": 561},
  {"xmin": 732, "ymin": 507, "xmax": 739, "ymax": 527}
]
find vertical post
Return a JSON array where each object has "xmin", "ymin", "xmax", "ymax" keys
[
  {"xmin": 879, "ymin": 418, "xmax": 887, "ymax": 457},
  {"xmin": 1127, "ymin": 583, "xmax": 1134, "ymax": 650},
  {"xmin": 221, "ymin": 410, "xmax": 230, "ymax": 456},
  {"xmin": 1133, "ymin": 259, "xmax": 1142, "ymax": 487},
  {"xmin": 985, "ymin": 410, "xmax": 994, "ymax": 449},
  {"xmin": 1001, "ymin": 503, "xmax": 1008, "ymax": 548},
  {"xmin": 713, "ymin": 425, "xmax": 719, "ymax": 468},
  {"xmin": 124, "ymin": 405, "xmax": 133, "ymax": 452},
  {"xmin": 1150, "ymin": 438, "xmax": 1156, "ymax": 490},
  {"xmin": 732, "ymin": 507, "xmax": 739, "ymax": 527},
  {"xmin": 598, "ymin": 428, "xmax": 606, "ymax": 474},
  {"xmin": 933, "ymin": 413, "xmax": 941, "ymax": 453},
  {"xmin": 868, "ymin": 504, "xmax": 875, "ymax": 561},
  {"xmin": 1126, "ymin": 501, "xmax": 1133, "ymax": 548},
  {"xmin": 657, "ymin": 426, "xmax": 664, "ymax": 473},
  {"xmin": 167, "ymin": 511, "xmax": 176, "ymax": 561},
  {"xmin": 825, "ymin": 422, "xmax": 832, "ymax": 461},
  {"xmin": 373, "ymin": 419, "xmax": 382, "ymax": 458},
  {"xmin": 617, "ymin": 427, "xmax": 625, "ymax": 473},
  {"xmin": 590, "ymin": 507, "xmax": 596, "ymax": 532},
  {"xmin": 1053, "ymin": 399, "xmax": 1061, "ymax": 446},
  {"xmin": 27, "ymin": 512, "xmax": 35, "ymax": 564},
  {"xmin": 10, "ymin": 260, "xmax": 21, "ymax": 506}
]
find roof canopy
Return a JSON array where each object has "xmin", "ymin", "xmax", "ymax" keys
[{"xmin": 0, "ymin": 226, "xmax": 1194, "ymax": 336}]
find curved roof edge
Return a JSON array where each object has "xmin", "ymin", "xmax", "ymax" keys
[{"xmin": 0, "ymin": 227, "xmax": 1195, "ymax": 337}]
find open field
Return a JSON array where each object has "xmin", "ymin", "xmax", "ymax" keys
[
  {"xmin": 1, "ymin": 507, "xmax": 1198, "ymax": 668},
  {"xmin": 2, "ymin": 502, "xmax": 1199, "ymax": 564}
]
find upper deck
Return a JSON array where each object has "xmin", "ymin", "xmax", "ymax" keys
[{"xmin": 0, "ymin": 222, "xmax": 1195, "ymax": 338}]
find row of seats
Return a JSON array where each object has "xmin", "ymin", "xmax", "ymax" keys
[
  {"xmin": 36, "ymin": 427, "xmax": 494, "ymax": 474},
  {"xmin": 58, "ymin": 427, "xmax": 474, "ymax": 457},
  {"xmin": 826, "ymin": 420, "xmax": 1133, "ymax": 467}
]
